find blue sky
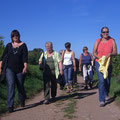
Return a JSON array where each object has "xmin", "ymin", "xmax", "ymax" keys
[{"xmin": 0, "ymin": 0, "xmax": 120, "ymax": 58}]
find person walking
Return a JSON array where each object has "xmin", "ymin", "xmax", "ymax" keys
[
  {"xmin": 39, "ymin": 42, "xmax": 63, "ymax": 104},
  {"xmin": 79, "ymin": 46, "xmax": 94, "ymax": 90},
  {"xmin": 0, "ymin": 30, "xmax": 28, "ymax": 112},
  {"xmin": 73, "ymin": 58, "xmax": 79, "ymax": 85},
  {"xmin": 61, "ymin": 42, "xmax": 76, "ymax": 93},
  {"xmin": 58, "ymin": 50, "xmax": 65, "ymax": 90},
  {"xmin": 93, "ymin": 27, "xmax": 117, "ymax": 107}
]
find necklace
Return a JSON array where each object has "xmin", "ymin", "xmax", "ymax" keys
[{"xmin": 12, "ymin": 47, "xmax": 19, "ymax": 54}]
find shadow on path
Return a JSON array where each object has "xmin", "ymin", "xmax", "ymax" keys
[
  {"xmin": 105, "ymin": 90, "xmax": 120, "ymax": 106},
  {"xmin": 14, "ymin": 100, "xmax": 44, "ymax": 112},
  {"xmin": 14, "ymin": 81, "xmax": 98, "ymax": 113},
  {"xmin": 14, "ymin": 91, "xmax": 97, "ymax": 112}
]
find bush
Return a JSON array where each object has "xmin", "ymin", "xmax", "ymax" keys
[
  {"xmin": 112, "ymin": 55, "xmax": 120, "ymax": 76},
  {"xmin": 0, "ymin": 64, "xmax": 43, "ymax": 114},
  {"xmin": 28, "ymin": 48, "xmax": 43, "ymax": 65}
]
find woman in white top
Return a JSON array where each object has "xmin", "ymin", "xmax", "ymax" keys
[{"xmin": 61, "ymin": 42, "xmax": 76, "ymax": 93}]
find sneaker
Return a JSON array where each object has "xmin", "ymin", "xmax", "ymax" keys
[
  {"xmin": 105, "ymin": 96, "xmax": 110, "ymax": 101},
  {"xmin": 66, "ymin": 89, "xmax": 70, "ymax": 93},
  {"xmin": 99, "ymin": 102, "xmax": 105, "ymax": 107},
  {"xmin": 43, "ymin": 100, "xmax": 49, "ymax": 104},
  {"xmin": 8, "ymin": 107, "xmax": 14, "ymax": 113}
]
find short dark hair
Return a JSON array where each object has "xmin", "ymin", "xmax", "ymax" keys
[
  {"xmin": 83, "ymin": 46, "xmax": 88, "ymax": 52},
  {"xmin": 65, "ymin": 42, "xmax": 71, "ymax": 48},
  {"xmin": 11, "ymin": 30, "xmax": 20, "ymax": 42},
  {"xmin": 101, "ymin": 26, "xmax": 109, "ymax": 33}
]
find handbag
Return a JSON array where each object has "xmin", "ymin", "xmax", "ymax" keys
[{"xmin": 0, "ymin": 54, "xmax": 8, "ymax": 82}]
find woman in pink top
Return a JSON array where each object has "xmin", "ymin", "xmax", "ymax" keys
[{"xmin": 93, "ymin": 27, "xmax": 117, "ymax": 107}]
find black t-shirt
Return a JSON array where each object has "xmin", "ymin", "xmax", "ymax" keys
[{"xmin": 0, "ymin": 42, "xmax": 28, "ymax": 73}]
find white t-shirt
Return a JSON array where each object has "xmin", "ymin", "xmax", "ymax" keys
[{"xmin": 63, "ymin": 52, "xmax": 72, "ymax": 65}]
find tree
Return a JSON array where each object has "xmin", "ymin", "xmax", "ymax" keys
[
  {"xmin": 28, "ymin": 48, "xmax": 43, "ymax": 65},
  {"xmin": 0, "ymin": 36, "xmax": 5, "ymax": 59}
]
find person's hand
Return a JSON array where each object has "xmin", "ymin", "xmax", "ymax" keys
[
  {"xmin": 22, "ymin": 67, "xmax": 27, "ymax": 74},
  {"xmin": 106, "ymin": 53, "xmax": 111, "ymax": 59},
  {"xmin": 74, "ymin": 66, "xmax": 76, "ymax": 72},
  {"xmin": 60, "ymin": 70, "xmax": 63, "ymax": 75},
  {"xmin": 79, "ymin": 67, "xmax": 81, "ymax": 72}
]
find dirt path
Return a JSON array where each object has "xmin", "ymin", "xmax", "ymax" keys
[{"xmin": 1, "ymin": 76, "xmax": 120, "ymax": 120}]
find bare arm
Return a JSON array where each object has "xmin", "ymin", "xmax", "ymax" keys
[
  {"xmin": 0, "ymin": 61, "xmax": 2, "ymax": 69},
  {"xmin": 93, "ymin": 40, "xmax": 101, "ymax": 59},
  {"xmin": 0, "ymin": 61, "xmax": 2, "ymax": 74},
  {"xmin": 22, "ymin": 63, "xmax": 27, "ymax": 74},
  {"xmin": 90, "ymin": 53, "xmax": 94, "ymax": 66},
  {"xmin": 79, "ymin": 54, "xmax": 82, "ymax": 71},
  {"xmin": 59, "ymin": 61, "xmax": 63, "ymax": 75},
  {"xmin": 112, "ymin": 39, "xmax": 117, "ymax": 55},
  {"xmin": 72, "ymin": 51, "xmax": 76, "ymax": 72},
  {"xmin": 61, "ymin": 50, "xmax": 65, "ymax": 62},
  {"xmin": 106, "ymin": 39, "xmax": 117, "ymax": 58}
]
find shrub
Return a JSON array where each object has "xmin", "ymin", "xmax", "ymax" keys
[{"xmin": 0, "ymin": 64, "xmax": 43, "ymax": 114}]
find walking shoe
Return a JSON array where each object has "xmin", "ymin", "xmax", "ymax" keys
[
  {"xmin": 105, "ymin": 96, "xmax": 110, "ymax": 101},
  {"xmin": 66, "ymin": 86, "xmax": 70, "ymax": 93},
  {"xmin": 89, "ymin": 82, "xmax": 93, "ymax": 89},
  {"xmin": 51, "ymin": 97, "xmax": 56, "ymax": 102},
  {"xmin": 99, "ymin": 102, "xmax": 105, "ymax": 107},
  {"xmin": 84, "ymin": 86, "xmax": 88, "ymax": 90},
  {"xmin": 66, "ymin": 90, "xmax": 70, "ymax": 93},
  {"xmin": 8, "ymin": 107, "xmax": 14, "ymax": 113},
  {"xmin": 70, "ymin": 88, "xmax": 74, "ymax": 92},
  {"xmin": 43, "ymin": 100, "xmax": 49, "ymax": 104}
]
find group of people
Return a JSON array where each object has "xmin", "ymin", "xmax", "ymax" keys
[{"xmin": 0, "ymin": 26, "xmax": 117, "ymax": 113}]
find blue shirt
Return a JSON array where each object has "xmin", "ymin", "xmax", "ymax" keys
[{"xmin": 81, "ymin": 52, "xmax": 92, "ymax": 65}]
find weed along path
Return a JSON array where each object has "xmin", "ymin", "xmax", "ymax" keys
[{"xmin": 1, "ymin": 76, "xmax": 120, "ymax": 120}]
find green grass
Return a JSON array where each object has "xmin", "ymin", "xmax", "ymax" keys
[
  {"xmin": 93, "ymin": 72, "xmax": 98, "ymax": 87},
  {"xmin": 109, "ymin": 76, "xmax": 120, "ymax": 102},
  {"xmin": 0, "ymin": 64, "xmax": 43, "ymax": 114},
  {"xmin": 64, "ymin": 98, "xmax": 77, "ymax": 119},
  {"xmin": 93, "ymin": 72, "xmax": 120, "ymax": 103},
  {"xmin": 0, "ymin": 84, "xmax": 7, "ymax": 113}
]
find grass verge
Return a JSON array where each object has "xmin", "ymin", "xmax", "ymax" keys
[
  {"xmin": 64, "ymin": 97, "xmax": 77, "ymax": 119},
  {"xmin": 109, "ymin": 76, "xmax": 120, "ymax": 103},
  {"xmin": 0, "ymin": 64, "xmax": 43, "ymax": 114},
  {"xmin": 93, "ymin": 72, "xmax": 120, "ymax": 103}
]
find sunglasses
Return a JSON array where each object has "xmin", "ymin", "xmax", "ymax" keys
[
  {"xmin": 12, "ymin": 35, "xmax": 19, "ymax": 38},
  {"xmin": 102, "ymin": 31, "xmax": 109, "ymax": 33}
]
